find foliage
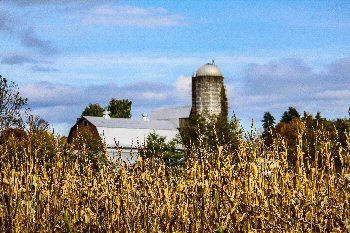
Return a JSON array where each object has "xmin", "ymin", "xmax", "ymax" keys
[
  {"xmin": 180, "ymin": 114, "xmax": 207, "ymax": 148},
  {"xmin": 1, "ymin": 120, "xmax": 350, "ymax": 232},
  {"xmin": 71, "ymin": 126, "xmax": 107, "ymax": 171},
  {"xmin": 0, "ymin": 128, "xmax": 27, "ymax": 145},
  {"xmin": 261, "ymin": 112, "xmax": 276, "ymax": 146},
  {"xmin": 0, "ymin": 75, "xmax": 28, "ymax": 131},
  {"xmin": 280, "ymin": 106, "xmax": 301, "ymax": 123},
  {"xmin": 273, "ymin": 110, "xmax": 350, "ymax": 170},
  {"xmin": 108, "ymin": 98, "xmax": 132, "ymax": 118},
  {"xmin": 220, "ymin": 85, "xmax": 229, "ymax": 121},
  {"xmin": 140, "ymin": 132, "xmax": 185, "ymax": 166},
  {"xmin": 262, "ymin": 111, "xmax": 275, "ymax": 132},
  {"xmin": 81, "ymin": 99, "xmax": 132, "ymax": 118},
  {"xmin": 82, "ymin": 103, "xmax": 104, "ymax": 117},
  {"xmin": 180, "ymin": 113, "xmax": 242, "ymax": 154}
]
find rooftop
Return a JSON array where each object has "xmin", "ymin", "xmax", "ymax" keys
[
  {"xmin": 152, "ymin": 106, "xmax": 191, "ymax": 120},
  {"xmin": 195, "ymin": 62, "xmax": 223, "ymax": 77},
  {"xmin": 83, "ymin": 116, "xmax": 178, "ymax": 130}
]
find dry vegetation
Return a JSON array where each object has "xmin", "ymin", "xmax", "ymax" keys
[{"xmin": 1, "ymin": 122, "xmax": 350, "ymax": 232}]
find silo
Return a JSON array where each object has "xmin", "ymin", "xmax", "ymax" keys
[{"xmin": 191, "ymin": 61, "xmax": 224, "ymax": 116}]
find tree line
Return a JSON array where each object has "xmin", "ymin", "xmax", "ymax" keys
[{"xmin": 1, "ymin": 76, "xmax": 350, "ymax": 171}]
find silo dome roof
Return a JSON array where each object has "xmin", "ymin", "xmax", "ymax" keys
[{"xmin": 195, "ymin": 63, "xmax": 223, "ymax": 77}]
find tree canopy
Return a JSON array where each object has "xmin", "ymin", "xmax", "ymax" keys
[
  {"xmin": 281, "ymin": 107, "xmax": 301, "ymax": 123},
  {"xmin": 262, "ymin": 112, "xmax": 275, "ymax": 132},
  {"xmin": 262, "ymin": 106, "xmax": 350, "ymax": 170},
  {"xmin": 0, "ymin": 75, "xmax": 28, "ymax": 131},
  {"xmin": 220, "ymin": 85, "xmax": 229, "ymax": 121},
  {"xmin": 140, "ymin": 132, "xmax": 184, "ymax": 166},
  {"xmin": 81, "ymin": 99, "xmax": 132, "ymax": 118},
  {"xmin": 108, "ymin": 98, "xmax": 132, "ymax": 118},
  {"xmin": 82, "ymin": 103, "xmax": 104, "ymax": 117}
]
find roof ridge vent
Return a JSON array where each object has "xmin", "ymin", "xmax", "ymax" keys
[
  {"xmin": 142, "ymin": 113, "xmax": 149, "ymax": 121},
  {"xmin": 103, "ymin": 110, "xmax": 111, "ymax": 119}
]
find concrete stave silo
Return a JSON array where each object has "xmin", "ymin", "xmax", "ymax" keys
[{"xmin": 191, "ymin": 61, "xmax": 224, "ymax": 117}]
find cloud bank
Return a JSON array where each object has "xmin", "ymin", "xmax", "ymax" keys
[
  {"xmin": 21, "ymin": 76, "xmax": 192, "ymax": 124},
  {"xmin": 19, "ymin": 56, "xmax": 350, "ymax": 135},
  {"xmin": 231, "ymin": 57, "xmax": 350, "ymax": 124},
  {"xmin": 83, "ymin": 5, "xmax": 185, "ymax": 27}
]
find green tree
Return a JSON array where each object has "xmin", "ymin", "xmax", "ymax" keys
[
  {"xmin": 0, "ymin": 75, "xmax": 28, "ymax": 131},
  {"xmin": 180, "ymin": 114, "xmax": 206, "ymax": 148},
  {"xmin": 72, "ymin": 126, "xmax": 107, "ymax": 171},
  {"xmin": 140, "ymin": 132, "xmax": 185, "ymax": 166},
  {"xmin": 108, "ymin": 99, "xmax": 132, "ymax": 118},
  {"xmin": 262, "ymin": 112, "xmax": 275, "ymax": 132},
  {"xmin": 82, "ymin": 103, "xmax": 104, "ymax": 117},
  {"xmin": 180, "ymin": 113, "xmax": 241, "ymax": 154},
  {"xmin": 220, "ymin": 85, "xmax": 229, "ymax": 121},
  {"xmin": 261, "ymin": 112, "xmax": 276, "ymax": 146},
  {"xmin": 281, "ymin": 107, "xmax": 301, "ymax": 123}
]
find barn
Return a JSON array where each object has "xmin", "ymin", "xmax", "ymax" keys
[{"xmin": 68, "ymin": 106, "xmax": 191, "ymax": 162}]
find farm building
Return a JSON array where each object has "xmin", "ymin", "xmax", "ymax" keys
[
  {"xmin": 68, "ymin": 107, "xmax": 191, "ymax": 162},
  {"xmin": 68, "ymin": 62, "xmax": 225, "ymax": 161}
]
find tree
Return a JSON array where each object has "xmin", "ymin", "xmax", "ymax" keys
[
  {"xmin": 180, "ymin": 113, "xmax": 241, "ymax": 154},
  {"xmin": 0, "ymin": 75, "xmax": 28, "ymax": 131},
  {"xmin": 220, "ymin": 85, "xmax": 229, "ymax": 121},
  {"xmin": 82, "ymin": 103, "xmax": 104, "ymax": 117},
  {"xmin": 0, "ymin": 128, "xmax": 27, "ymax": 145},
  {"xmin": 262, "ymin": 112, "xmax": 275, "ymax": 132},
  {"xmin": 180, "ymin": 114, "xmax": 206, "ymax": 148},
  {"xmin": 274, "ymin": 109, "xmax": 350, "ymax": 170},
  {"xmin": 108, "ymin": 98, "xmax": 132, "ymax": 118},
  {"xmin": 281, "ymin": 107, "xmax": 301, "ymax": 123},
  {"xmin": 140, "ymin": 132, "xmax": 185, "ymax": 166},
  {"xmin": 72, "ymin": 126, "xmax": 107, "ymax": 171},
  {"xmin": 28, "ymin": 115, "xmax": 50, "ymax": 132},
  {"xmin": 261, "ymin": 112, "xmax": 276, "ymax": 146}
]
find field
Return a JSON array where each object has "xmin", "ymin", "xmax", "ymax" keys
[{"xmin": 1, "ymin": 125, "xmax": 350, "ymax": 232}]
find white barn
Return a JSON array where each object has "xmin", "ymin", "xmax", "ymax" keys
[{"xmin": 68, "ymin": 106, "xmax": 191, "ymax": 162}]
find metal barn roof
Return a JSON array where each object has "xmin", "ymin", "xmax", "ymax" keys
[
  {"xmin": 81, "ymin": 116, "xmax": 180, "ymax": 148},
  {"xmin": 83, "ymin": 116, "xmax": 178, "ymax": 130},
  {"xmin": 151, "ymin": 106, "xmax": 191, "ymax": 120}
]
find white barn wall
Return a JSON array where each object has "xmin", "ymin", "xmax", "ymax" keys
[{"xmin": 97, "ymin": 127, "xmax": 179, "ymax": 148}]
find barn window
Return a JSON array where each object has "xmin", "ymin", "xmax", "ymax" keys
[{"xmin": 83, "ymin": 120, "xmax": 88, "ymax": 126}]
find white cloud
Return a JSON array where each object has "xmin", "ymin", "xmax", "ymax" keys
[
  {"xmin": 175, "ymin": 75, "xmax": 191, "ymax": 99},
  {"xmin": 83, "ymin": 5, "xmax": 185, "ymax": 27},
  {"xmin": 20, "ymin": 80, "xmax": 190, "ymax": 128},
  {"xmin": 233, "ymin": 57, "xmax": 350, "ymax": 124},
  {"xmin": 21, "ymin": 82, "xmax": 84, "ymax": 107},
  {"xmin": 142, "ymin": 92, "xmax": 167, "ymax": 100},
  {"xmin": 315, "ymin": 90, "xmax": 350, "ymax": 99}
]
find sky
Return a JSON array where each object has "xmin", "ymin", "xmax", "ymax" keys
[{"xmin": 1, "ymin": 0, "xmax": 350, "ymax": 135}]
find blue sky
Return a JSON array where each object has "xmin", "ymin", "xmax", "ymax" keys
[{"xmin": 1, "ymin": 1, "xmax": 350, "ymax": 135}]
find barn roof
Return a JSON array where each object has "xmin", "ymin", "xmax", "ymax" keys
[
  {"xmin": 152, "ymin": 106, "xmax": 191, "ymax": 120},
  {"xmin": 83, "ymin": 116, "xmax": 178, "ymax": 130}
]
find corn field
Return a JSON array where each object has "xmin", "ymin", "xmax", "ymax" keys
[{"xmin": 1, "ymin": 125, "xmax": 350, "ymax": 232}]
